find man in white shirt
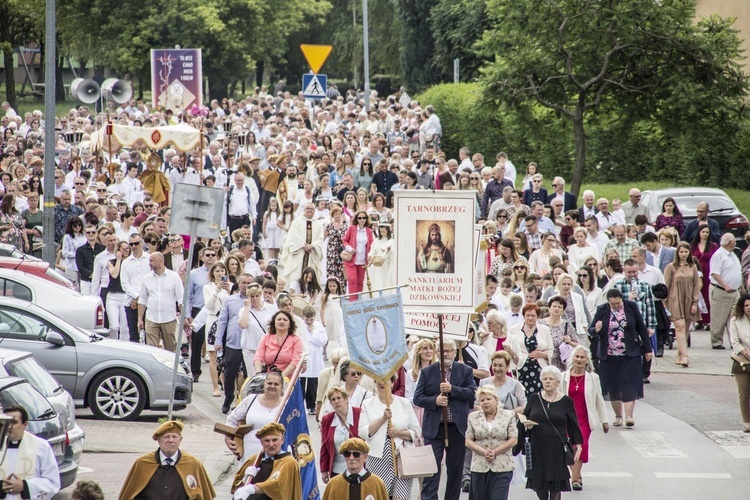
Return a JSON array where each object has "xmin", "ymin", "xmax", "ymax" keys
[
  {"xmin": 709, "ymin": 233, "xmax": 742, "ymax": 349},
  {"xmin": 584, "ymin": 216, "xmax": 610, "ymax": 257},
  {"xmin": 631, "ymin": 247, "xmax": 664, "ymax": 287},
  {"xmin": 595, "ymin": 198, "xmax": 616, "ymax": 232},
  {"xmin": 223, "ymin": 173, "xmax": 258, "ymax": 238},
  {"xmin": 138, "ymin": 252, "xmax": 184, "ymax": 352},
  {"xmin": 107, "ymin": 170, "xmax": 134, "ymax": 205},
  {"xmin": 239, "ymin": 240, "xmax": 262, "ymax": 277},
  {"xmin": 121, "ymin": 233, "xmax": 150, "ymax": 342}
]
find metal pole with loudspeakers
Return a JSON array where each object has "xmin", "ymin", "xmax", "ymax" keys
[
  {"xmin": 362, "ymin": 0, "xmax": 370, "ymax": 112},
  {"xmin": 41, "ymin": 0, "xmax": 56, "ymax": 265}
]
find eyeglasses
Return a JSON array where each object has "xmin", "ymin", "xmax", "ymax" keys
[
  {"xmin": 577, "ymin": 273, "xmax": 588, "ymax": 278},
  {"xmin": 204, "ymin": 253, "xmax": 216, "ymax": 257},
  {"xmin": 497, "ymin": 215, "xmax": 507, "ymax": 219},
  {"xmin": 342, "ymin": 451, "xmax": 362, "ymax": 458},
  {"xmin": 357, "ymin": 216, "xmax": 367, "ymax": 220},
  {"xmin": 96, "ymin": 189, "xmax": 107, "ymax": 192},
  {"xmin": 129, "ymin": 241, "xmax": 143, "ymax": 246},
  {"xmin": 144, "ymin": 204, "xmax": 154, "ymax": 208},
  {"xmin": 147, "ymin": 240, "xmax": 158, "ymax": 245},
  {"xmin": 546, "ymin": 238, "xmax": 556, "ymax": 243},
  {"xmin": 533, "ymin": 179, "xmax": 541, "ymax": 183},
  {"xmin": 85, "ymin": 230, "xmax": 96, "ymax": 234},
  {"xmin": 74, "ymin": 182, "xmax": 85, "ymax": 186},
  {"xmin": 514, "ymin": 266, "xmax": 526, "ymax": 270},
  {"xmin": 348, "ymin": 371, "xmax": 362, "ymax": 377},
  {"xmin": 55, "ymin": 176, "xmax": 62, "ymax": 180}
]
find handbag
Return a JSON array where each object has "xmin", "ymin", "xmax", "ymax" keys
[
  {"xmin": 397, "ymin": 443, "xmax": 438, "ymax": 479},
  {"xmin": 340, "ymin": 249, "xmax": 353, "ymax": 262},
  {"xmin": 538, "ymin": 393, "xmax": 576, "ymax": 466},
  {"xmin": 731, "ymin": 354, "xmax": 750, "ymax": 374},
  {"xmin": 246, "ymin": 334, "xmax": 289, "ymax": 395}
]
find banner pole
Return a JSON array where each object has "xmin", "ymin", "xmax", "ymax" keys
[
  {"xmin": 333, "ymin": 283, "xmax": 409, "ymax": 301},
  {"xmin": 364, "ymin": 262, "xmax": 373, "ymax": 299},
  {"xmin": 438, "ymin": 313, "xmax": 449, "ymax": 447},
  {"xmin": 385, "ymin": 379, "xmax": 398, "ymax": 473}
]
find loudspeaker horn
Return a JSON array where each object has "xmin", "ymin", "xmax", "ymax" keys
[
  {"xmin": 70, "ymin": 78, "xmax": 101, "ymax": 104},
  {"xmin": 101, "ymin": 78, "xmax": 133, "ymax": 104}
]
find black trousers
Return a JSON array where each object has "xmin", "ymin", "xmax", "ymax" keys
[
  {"xmin": 99, "ymin": 289, "xmax": 109, "ymax": 329},
  {"xmin": 222, "ymin": 346, "xmax": 244, "ymax": 409},
  {"xmin": 422, "ymin": 422, "xmax": 465, "ymax": 500},
  {"xmin": 301, "ymin": 377, "xmax": 317, "ymax": 411},
  {"xmin": 125, "ymin": 303, "xmax": 140, "ymax": 342},
  {"xmin": 190, "ymin": 307, "xmax": 205, "ymax": 376},
  {"xmin": 227, "ymin": 214, "xmax": 250, "ymax": 240}
]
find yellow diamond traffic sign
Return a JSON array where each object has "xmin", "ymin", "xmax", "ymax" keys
[{"xmin": 300, "ymin": 44, "xmax": 333, "ymax": 74}]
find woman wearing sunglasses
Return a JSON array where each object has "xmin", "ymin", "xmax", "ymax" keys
[{"xmin": 319, "ymin": 387, "xmax": 367, "ymax": 484}]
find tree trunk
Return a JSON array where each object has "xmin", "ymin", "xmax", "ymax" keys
[
  {"xmin": 570, "ymin": 102, "xmax": 586, "ymax": 197},
  {"xmin": 3, "ymin": 51, "xmax": 16, "ymax": 110},
  {"xmin": 255, "ymin": 60, "xmax": 264, "ymax": 88},
  {"xmin": 55, "ymin": 54, "xmax": 65, "ymax": 101}
]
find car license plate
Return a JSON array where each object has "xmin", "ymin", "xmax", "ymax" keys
[
  {"xmin": 71, "ymin": 438, "xmax": 84, "ymax": 455},
  {"xmin": 52, "ymin": 441, "xmax": 64, "ymax": 457}
]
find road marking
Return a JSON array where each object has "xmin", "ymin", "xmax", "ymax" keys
[
  {"xmin": 581, "ymin": 472, "xmax": 634, "ymax": 478},
  {"xmin": 654, "ymin": 473, "xmax": 732, "ymax": 479},
  {"xmin": 619, "ymin": 431, "xmax": 688, "ymax": 458},
  {"xmin": 705, "ymin": 431, "xmax": 750, "ymax": 459}
]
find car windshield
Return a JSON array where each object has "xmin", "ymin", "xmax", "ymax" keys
[
  {"xmin": 6, "ymin": 358, "xmax": 63, "ymax": 398},
  {"xmin": 668, "ymin": 195, "xmax": 736, "ymax": 216},
  {"xmin": 0, "ymin": 383, "xmax": 56, "ymax": 420}
]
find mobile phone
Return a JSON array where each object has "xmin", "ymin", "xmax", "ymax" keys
[{"xmin": 221, "ymin": 276, "xmax": 228, "ymax": 282}]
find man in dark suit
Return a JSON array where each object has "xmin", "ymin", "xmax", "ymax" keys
[
  {"xmin": 414, "ymin": 339, "xmax": 476, "ymax": 500},
  {"xmin": 546, "ymin": 176, "xmax": 577, "ymax": 212},
  {"xmin": 438, "ymin": 159, "xmax": 460, "ymax": 189},
  {"xmin": 681, "ymin": 201, "xmax": 721, "ymax": 244},
  {"xmin": 577, "ymin": 189, "xmax": 598, "ymax": 222},
  {"xmin": 162, "ymin": 235, "xmax": 189, "ymax": 273}
]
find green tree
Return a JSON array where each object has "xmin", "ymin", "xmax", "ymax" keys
[
  {"xmin": 0, "ymin": 0, "xmax": 42, "ymax": 108},
  {"xmin": 393, "ymin": 0, "xmax": 440, "ymax": 91},
  {"xmin": 477, "ymin": 0, "xmax": 747, "ymax": 195},
  {"xmin": 429, "ymin": 0, "xmax": 489, "ymax": 82}
]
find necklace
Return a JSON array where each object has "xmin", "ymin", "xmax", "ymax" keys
[
  {"xmin": 543, "ymin": 392, "xmax": 557, "ymax": 408},
  {"xmin": 571, "ymin": 373, "xmax": 584, "ymax": 391}
]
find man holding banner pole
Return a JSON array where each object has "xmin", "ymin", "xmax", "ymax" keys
[{"xmin": 414, "ymin": 338, "xmax": 476, "ymax": 500}]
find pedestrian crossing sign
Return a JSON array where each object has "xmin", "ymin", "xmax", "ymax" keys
[{"xmin": 302, "ymin": 73, "xmax": 327, "ymax": 99}]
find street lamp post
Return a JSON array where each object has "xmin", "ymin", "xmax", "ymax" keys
[
  {"xmin": 42, "ymin": 0, "xmax": 56, "ymax": 264},
  {"xmin": 362, "ymin": 0, "xmax": 370, "ymax": 112}
]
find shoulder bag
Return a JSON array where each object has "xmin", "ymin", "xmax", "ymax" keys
[
  {"xmin": 731, "ymin": 354, "xmax": 750, "ymax": 374},
  {"xmin": 538, "ymin": 393, "xmax": 576, "ymax": 466},
  {"xmin": 245, "ymin": 334, "xmax": 290, "ymax": 395}
]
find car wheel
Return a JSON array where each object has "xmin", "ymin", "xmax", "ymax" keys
[{"xmin": 87, "ymin": 369, "xmax": 146, "ymax": 421}]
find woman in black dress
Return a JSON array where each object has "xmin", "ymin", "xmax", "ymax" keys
[{"xmin": 522, "ymin": 365, "xmax": 583, "ymax": 500}]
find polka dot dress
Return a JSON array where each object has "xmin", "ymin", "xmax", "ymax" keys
[{"xmin": 518, "ymin": 331, "xmax": 543, "ymax": 397}]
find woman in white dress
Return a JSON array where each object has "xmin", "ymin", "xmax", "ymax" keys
[
  {"xmin": 320, "ymin": 277, "xmax": 346, "ymax": 360},
  {"xmin": 367, "ymin": 224, "xmax": 395, "ymax": 293},
  {"xmin": 262, "ymin": 196, "xmax": 282, "ymax": 260},
  {"xmin": 568, "ymin": 227, "xmax": 599, "ymax": 274},
  {"xmin": 203, "ymin": 261, "xmax": 231, "ymax": 396}
]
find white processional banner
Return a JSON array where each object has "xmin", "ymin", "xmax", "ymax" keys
[{"xmin": 394, "ymin": 190, "xmax": 477, "ymax": 314}]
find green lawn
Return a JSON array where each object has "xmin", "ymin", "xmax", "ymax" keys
[{"xmin": 564, "ymin": 181, "xmax": 750, "ymax": 218}]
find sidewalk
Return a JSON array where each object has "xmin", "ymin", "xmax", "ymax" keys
[{"xmin": 650, "ymin": 327, "xmax": 734, "ymax": 376}]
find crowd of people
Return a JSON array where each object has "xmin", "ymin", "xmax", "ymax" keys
[{"xmin": 3, "ymin": 84, "xmax": 750, "ymax": 499}]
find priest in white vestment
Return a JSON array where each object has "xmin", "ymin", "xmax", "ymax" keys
[{"xmin": 278, "ymin": 202, "xmax": 325, "ymax": 288}]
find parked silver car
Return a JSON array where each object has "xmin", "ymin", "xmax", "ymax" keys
[
  {"xmin": 0, "ymin": 268, "xmax": 106, "ymax": 334},
  {"xmin": 0, "ymin": 298, "xmax": 193, "ymax": 420},
  {"xmin": 0, "ymin": 348, "xmax": 84, "ymax": 474},
  {"xmin": 0, "ymin": 377, "xmax": 77, "ymax": 488}
]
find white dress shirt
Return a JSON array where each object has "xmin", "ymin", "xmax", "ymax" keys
[{"xmin": 138, "ymin": 268, "xmax": 184, "ymax": 323}]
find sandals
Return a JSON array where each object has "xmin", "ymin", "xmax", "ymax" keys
[
  {"xmin": 572, "ymin": 480, "xmax": 583, "ymax": 491},
  {"xmin": 613, "ymin": 417, "xmax": 623, "ymax": 427},
  {"xmin": 212, "ymin": 389, "xmax": 222, "ymax": 397},
  {"xmin": 626, "ymin": 417, "xmax": 635, "ymax": 427}
]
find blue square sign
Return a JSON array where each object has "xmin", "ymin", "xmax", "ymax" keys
[{"xmin": 302, "ymin": 73, "xmax": 327, "ymax": 99}]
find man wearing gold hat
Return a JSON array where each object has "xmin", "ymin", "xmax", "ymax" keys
[
  {"xmin": 119, "ymin": 420, "xmax": 216, "ymax": 499},
  {"xmin": 232, "ymin": 422, "xmax": 301, "ymax": 500},
  {"xmin": 322, "ymin": 438, "xmax": 388, "ymax": 500}
]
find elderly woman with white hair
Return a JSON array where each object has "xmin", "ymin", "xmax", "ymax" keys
[
  {"xmin": 520, "ymin": 365, "xmax": 583, "ymax": 500},
  {"xmin": 480, "ymin": 310, "xmax": 511, "ymax": 363},
  {"xmin": 562, "ymin": 345, "xmax": 609, "ymax": 491},
  {"xmin": 550, "ymin": 272, "xmax": 588, "ymax": 338}
]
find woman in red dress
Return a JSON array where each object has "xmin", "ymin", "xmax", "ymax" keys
[
  {"xmin": 690, "ymin": 225, "xmax": 719, "ymax": 328},
  {"xmin": 562, "ymin": 345, "xmax": 609, "ymax": 491}
]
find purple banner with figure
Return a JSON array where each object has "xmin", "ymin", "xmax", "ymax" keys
[{"xmin": 150, "ymin": 49, "xmax": 203, "ymax": 113}]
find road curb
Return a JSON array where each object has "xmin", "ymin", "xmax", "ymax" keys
[{"xmin": 204, "ymin": 450, "xmax": 236, "ymax": 485}]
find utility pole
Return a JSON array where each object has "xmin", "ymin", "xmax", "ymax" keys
[
  {"xmin": 362, "ymin": 0, "xmax": 370, "ymax": 111},
  {"xmin": 42, "ymin": 0, "xmax": 56, "ymax": 264}
]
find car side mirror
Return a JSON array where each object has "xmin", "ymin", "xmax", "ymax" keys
[{"xmin": 45, "ymin": 332, "xmax": 65, "ymax": 346}]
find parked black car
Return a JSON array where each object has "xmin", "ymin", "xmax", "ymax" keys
[{"xmin": 0, "ymin": 377, "xmax": 77, "ymax": 488}]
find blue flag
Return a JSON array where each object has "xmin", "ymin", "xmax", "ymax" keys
[
  {"xmin": 341, "ymin": 290, "xmax": 408, "ymax": 380},
  {"xmin": 280, "ymin": 378, "xmax": 321, "ymax": 500}
]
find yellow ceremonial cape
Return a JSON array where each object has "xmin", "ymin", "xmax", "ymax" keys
[
  {"xmin": 322, "ymin": 471, "xmax": 390, "ymax": 500},
  {"xmin": 232, "ymin": 453, "xmax": 302, "ymax": 500},
  {"xmin": 119, "ymin": 450, "xmax": 216, "ymax": 500}
]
